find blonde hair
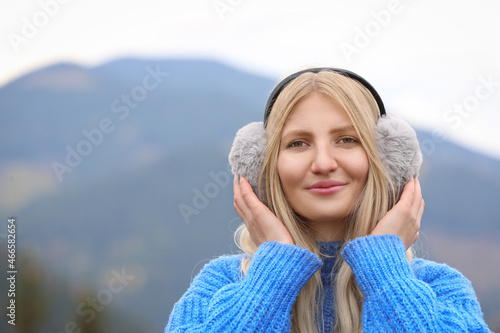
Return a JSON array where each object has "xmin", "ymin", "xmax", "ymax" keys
[{"xmin": 235, "ymin": 70, "xmax": 413, "ymax": 332}]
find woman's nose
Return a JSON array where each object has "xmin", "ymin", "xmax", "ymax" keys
[{"xmin": 310, "ymin": 144, "xmax": 338, "ymax": 174}]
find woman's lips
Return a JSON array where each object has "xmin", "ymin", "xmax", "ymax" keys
[{"xmin": 307, "ymin": 180, "xmax": 347, "ymax": 195}]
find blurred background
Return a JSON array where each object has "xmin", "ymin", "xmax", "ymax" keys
[{"xmin": 1, "ymin": 0, "xmax": 499, "ymax": 332}]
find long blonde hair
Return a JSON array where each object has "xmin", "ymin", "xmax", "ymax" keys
[{"xmin": 235, "ymin": 70, "xmax": 413, "ymax": 332}]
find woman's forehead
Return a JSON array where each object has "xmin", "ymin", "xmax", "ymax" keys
[{"xmin": 283, "ymin": 93, "xmax": 352, "ymax": 130}]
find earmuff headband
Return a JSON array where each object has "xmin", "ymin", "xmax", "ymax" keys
[{"xmin": 263, "ymin": 67, "xmax": 386, "ymax": 127}]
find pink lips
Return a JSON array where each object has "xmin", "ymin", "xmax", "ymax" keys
[{"xmin": 307, "ymin": 180, "xmax": 347, "ymax": 195}]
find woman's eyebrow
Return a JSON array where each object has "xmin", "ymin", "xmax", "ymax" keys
[
  {"xmin": 282, "ymin": 125, "xmax": 356, "ymax": 140},
  {"xmin": 329, "ymin": 125, "xmax": 355, "ymax": 134},
  {"xmin": 281, "ymin": 129, "xmax": 313, "ymax": 140}
]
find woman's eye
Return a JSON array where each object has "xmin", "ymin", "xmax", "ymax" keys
[
  {"xmin": 338, "ymin": 137, "xmax": 357, "ymax": 144},
  {"xmin": 288, "ymin": 141, "xmax": 307, "ymax": 148}
]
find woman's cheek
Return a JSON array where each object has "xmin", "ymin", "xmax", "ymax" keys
[
  {"xmin": 278, "ymin": 154, "xmax": 304, "ymax": 193},
  {"xmin": 350, "ymin": 150, "xmax": 369, "ymax": 183}
]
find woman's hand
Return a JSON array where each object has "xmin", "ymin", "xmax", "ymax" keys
[
  {"xmin": 233, "ymin": 176, "xmax": 294, "ymax": 247},
  {"xmin": 371, "ymin": 178, "xmax": 425, "ymax": 250}
]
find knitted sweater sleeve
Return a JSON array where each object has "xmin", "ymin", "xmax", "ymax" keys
[
  {"xmin": 165, "ymin": 241, "xmax": 322, "ymax": 333},
  {"xmin": 342, "ymin": 235, "xmax": 491, "ymax": 333}
]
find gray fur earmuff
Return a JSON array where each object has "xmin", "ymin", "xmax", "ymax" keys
[
  {"xmin": 228, "ymin": 122, "xmax": 267, "ymax": 202},
  {"xmin": 375, "ymin": 112, "xmax": 422, "ymax": 199}
]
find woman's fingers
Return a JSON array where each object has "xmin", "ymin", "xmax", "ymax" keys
[
  {"xmin": 238, "ymin": 176, "xmax": 259, "ymax": 208},
  {"xmin": 410, "ymin": 178, "xmax": 422, "ymax": 213},
  {"xmin": 234, "ymin": 176, "xmax": 258, "ymax": 220},
  {"xmin": 233, "ymin": 175, "xmax": 293, "ymax": 246},
  {"xmin": 233, "ymin": 176, "xmax": 247, "ymax": 217},
  {"xmin": 398, "ymin": 178, "xmax": 416, "ymax": 209},
  {"xmin": 371, "ymin": 178, "xmax": 425, "ymax": 250},
  {"xmin": 403, "ymin": 179, "xmax": 422, "ymax": 246},
  {"xmin": 412, "ymin": 179, "xmax": 424, "ymax": 231}
]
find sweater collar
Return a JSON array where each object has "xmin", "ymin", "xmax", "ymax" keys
[
  {"xmin": 317, "ymin": 241, "xmax": 343, "ymax": 282},
  {"xmin": 317, "ymin": 240, "xmax": 343, "ymax": 256}
]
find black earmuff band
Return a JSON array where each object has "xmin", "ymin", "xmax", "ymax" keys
[{"xmin": 263, "ymin": 67, "xmax": 386, "ymax": 127}]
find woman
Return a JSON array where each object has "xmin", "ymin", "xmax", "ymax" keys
[{"xmin": 165, "ymin": 68, "xmax": 491, "ymax": 332}]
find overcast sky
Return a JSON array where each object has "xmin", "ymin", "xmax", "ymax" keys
[{"xmin": 2, "ymin": 0, "xmax": 499, "ymax": 159}]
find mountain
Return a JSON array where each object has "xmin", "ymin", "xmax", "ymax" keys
[{"xmin": 1, "ymin": 58, "xmax": 499, "ymax": 332}]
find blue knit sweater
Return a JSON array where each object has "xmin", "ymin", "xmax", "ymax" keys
[{"xmin": 165, "ymin": 235, "xmax": 491, "ymax": 332}]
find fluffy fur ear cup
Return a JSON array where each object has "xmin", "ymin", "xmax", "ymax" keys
[
  {"xmin": 228, "ymin": 122, "xmax": 267, "ymax": 203},
  {"xmin": 375, "ymin": 113, "xmax": 423, "ymax": 200}
]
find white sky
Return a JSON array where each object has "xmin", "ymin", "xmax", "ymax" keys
[{"xmin": 1, "ymin": 0, "xmax": 500, "ymax": 159}]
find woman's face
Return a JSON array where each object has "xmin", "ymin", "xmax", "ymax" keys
[{"xmin": 277, "ymin": 92, "xmax": 369, "ymax": 240}]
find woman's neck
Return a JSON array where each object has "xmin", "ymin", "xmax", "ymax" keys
[{"xmin": 306, "ymin": 218, "xmax": 347, "ymax": 242}]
